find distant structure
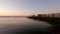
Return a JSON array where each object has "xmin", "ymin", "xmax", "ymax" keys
[
  {"xmin": 31, "ymin": 15, "xmax": 36, "ymax": 17},
  {"xmin": 38, "ymin": 14, "xmax": 54, "ymax": 17},
  {"xmin": 38, "ymin": 13, "xmax": 60, "ymax": 18},
  {"xmin": 54, "ymin": 13, "xmax": 60, "ymax": 18}
]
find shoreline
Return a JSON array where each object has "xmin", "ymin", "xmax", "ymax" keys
[{"xmin": 27, "ymin": 16, "xmax": 60, "ymax": 25}]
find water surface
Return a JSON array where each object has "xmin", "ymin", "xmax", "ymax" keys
[{"xmin": 0, "ymin": 17, "xmax": 51, "ymax": 34}]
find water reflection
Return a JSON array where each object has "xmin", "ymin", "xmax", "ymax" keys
[{"xmin": 0, "ymin": 18, "xmax": 52, "ymax": 34}]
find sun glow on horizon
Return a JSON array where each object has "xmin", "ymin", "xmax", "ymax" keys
[{"xmin": 0, "ymin": 0, "xmax": 60, "ymax": 16}]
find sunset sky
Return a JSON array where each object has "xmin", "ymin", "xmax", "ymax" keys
[{"xmin": 0, "ymin": 0, "xmax": 60, "ymax": 16}]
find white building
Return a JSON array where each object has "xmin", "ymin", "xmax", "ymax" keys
[{"xmin": 54, "ymin": 13, "xmax": 60, "ymax": 18}]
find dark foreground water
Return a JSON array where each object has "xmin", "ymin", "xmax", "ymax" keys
[{"xmin": 0, "ymin": 17, "xmax": 52, "ymax": 34}]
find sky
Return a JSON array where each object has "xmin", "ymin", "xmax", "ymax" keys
[{"xmin": 0, "ymin": 0, "xmax": 60, "ymax": 16}]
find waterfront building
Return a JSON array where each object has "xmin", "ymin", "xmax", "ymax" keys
[
  {"xmin": 54, "ymin": 13, "xmax": 60, "ymax": 18},
  {"xmin": 38, "ymin": 13, "xmax": 58, "ymax": 18}
]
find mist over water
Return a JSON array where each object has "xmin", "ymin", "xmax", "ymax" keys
[{"xmin": 0, "ymin": 17, "xmax": 51, "ymax": 34}]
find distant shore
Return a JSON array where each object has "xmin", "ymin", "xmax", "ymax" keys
[
  {"xmin": 0, "ymin": 16, "xmax": 27, "ymax": 18},
  {"xmin": 27, "ymin": 16, "xmax": 60, "ymax": 25}
]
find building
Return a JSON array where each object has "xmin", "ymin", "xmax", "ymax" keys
[
  {"xmin": 38, "ymin": 14, "xmax": 55, "ymax": 17},
  {"xmin": 38, "ymin": 13, "xmax": 60, "ymax": 18},
  {"xmin": 54, "ymin": 13, "xmax": 60, "ymax": 18},
  {"xmin": 47, "ymin": 14, "xmax": 55, "ymax": 17}
]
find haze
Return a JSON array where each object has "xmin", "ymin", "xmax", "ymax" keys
[{"xmin": 0, "ymin": 0, "xmax": 60, "ymax": 16}]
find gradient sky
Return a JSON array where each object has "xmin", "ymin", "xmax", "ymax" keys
[{"xmin": 0, "ymin": 0, "xmax": 60, "ymax": 16}]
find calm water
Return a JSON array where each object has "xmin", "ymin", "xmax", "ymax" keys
[{"xmin": 0, "ymin": 17, "xmax": 51, "ymax": 34}]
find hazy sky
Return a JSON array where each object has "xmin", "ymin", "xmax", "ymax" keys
[{"xmin": 0, "ymin": 0, "xmax": 60, "ymax": 16}]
